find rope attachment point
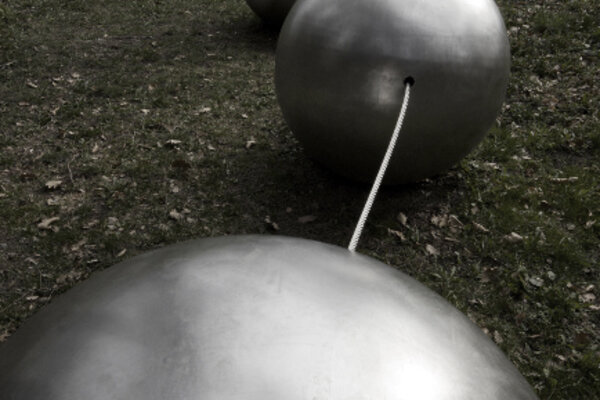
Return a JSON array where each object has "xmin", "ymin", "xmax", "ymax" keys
[{"xmin": 348, "ymin": 80, "xmax": 412, "ymax": 252}]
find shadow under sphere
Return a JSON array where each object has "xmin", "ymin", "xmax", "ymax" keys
[
  {"xmin": 245, "ymin": 0, "xmax": 297, "ymax": 27},
  {"xmin": 275, "ymin": 0, "xmax": 510, "ymax": 184}
]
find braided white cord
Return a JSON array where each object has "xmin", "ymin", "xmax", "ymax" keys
[{"xmin": 348, "ymin": 81, "xmax": 412, "ymax": 252}]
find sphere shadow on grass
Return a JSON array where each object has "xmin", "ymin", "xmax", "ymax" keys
[
  {"xmin": 213, "ymin": 129, "xmax": 468, "ymax": 248},
  {"xmin": 213, "ymin": 12, "xmax": 280, "ymax": 53}
]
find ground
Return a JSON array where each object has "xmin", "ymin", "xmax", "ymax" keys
[{"xmin": 0, "ymin": 0, "xmax": 598, "ymax": 398}]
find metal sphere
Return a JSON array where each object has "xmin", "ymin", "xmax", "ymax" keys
[
  {"xmin": 0, "ymin": 235, "xmax": 538, "ymax": 399},
  {"xmin": 245, "ymin": 0, "xmax": 296, "ymax": 26},
  {"xmin": 276, "ymin": 0, "xmax": 510, "ymax": 184}
]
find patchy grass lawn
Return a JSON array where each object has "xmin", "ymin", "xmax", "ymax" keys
[{"xmin": 1, "ymin": 0, "xmax": 598, "ymax": 398}]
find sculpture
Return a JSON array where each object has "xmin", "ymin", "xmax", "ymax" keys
[
  {"xmin": 276, "ymin": 0, "xmax": 510, "ymax": 183},
  {"xmin": 0, "ymin": 236, "xmax": 538, "ymax": 399}
]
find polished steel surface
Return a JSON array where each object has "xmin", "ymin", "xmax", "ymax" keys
[
  {"xmin": 0, "ymin": 235, "xmax": 538, "ymax": 399},
  {"xmin": 245, "ymin": 0, "xmax": 296, "ymax": 26},
  {"xmin": 276, "ymin": 0, "xmax": 511, "ymax": 184}
]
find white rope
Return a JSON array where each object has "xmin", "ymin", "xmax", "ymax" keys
[{"xmin": 348, "ymin": 81, "xmax": 412, "ymax": 252}]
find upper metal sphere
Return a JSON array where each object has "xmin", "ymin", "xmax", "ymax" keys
[
  {"xmin": 245, "ymin": 0, "xmax": 296, "ymax": 26},
  {"xmin": 276, "ymin": 0, "xmax": 510, "ymax": 184},
  {"xmin": 0, "ymin": 235, "xmax": 537, "ymax": 399}
]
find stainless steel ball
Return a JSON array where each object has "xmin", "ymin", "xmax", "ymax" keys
[
  {"xmin": 276, "ymin": 0, "xmax": 510, "ymax": 184},
  {"xmin": 0, "ymin": 236, "xmax": 538, "ymax": 399},
  {"xmin": 245, "ymin": 0, "xmax": 296, "ymax": 26}
]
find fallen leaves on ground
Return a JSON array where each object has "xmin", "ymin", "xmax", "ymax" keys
[
  {"xmin": 297, "ymin": 215, "xmax": 317, "ymax": 224},
  {"xmin": 504, "ymin": 232, "xmax": 524, "ymax": 243},
  {"xmin": 169, "ymin": 209, "xmax": 183, "ymax": 221},
  {"xmin": 387, "ymin": 228, "xmax": 407, "ymax": 242},
  {"xmin": 397, "ymin": 212, "xmax": 408, "ymax": 227},
  {"xmin": 425, "ymin": 244, "xmax": 440, "ymax": 256},
  {"xmin": 38, "ymin": 217, "xmax": 59, "ymax": 230},
  {"xmin": 44, "ymin": 180, "xmax": 62, "ymax": 190},
  {"xmin": 264, "ymin": 216, "xmax": 279, "ymax": 231},
  {"xmin": 473, "ymin": 222, "xmax": 490, "ymax": 233}
]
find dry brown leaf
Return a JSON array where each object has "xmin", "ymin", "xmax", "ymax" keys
[
  {"xmin": 84, "ymin": 219, "xmax": 99, "ymax": 229},
  {"xmin": 387, "ymin": 228, "xmax": 407, "ymax": 242},
  {"xmin": 397, "ymin": 212, "xmax": 408, "ymax": 227},
  {"xmin": 246, "ymin": 137, "xmax": 257, "ymax": 149},
  {"xmin": 468, "ymin": 298, "xmax": 484, "ymax": 306},
  {"xmin": 107, "ymin": 217, "xmax": 120, "ymax": 230},
  {"xmin": 425, "ymin": 244, "xmax": 440, "ymax": 256},
  {"xmin": 473, "ymin": 222, "xmax": 490, "ymax": 233},
  {"xmin": 264, "ymin": 216, "xmax": 280, "ymax": 231},
  {"xmin": 584, "ymin": 284, "xmax": 595, "ymax": 292},
  {"xmin": 430, "ymin": 215, "xmax": 448, "ymax": 228},
  {"xmin": 45, "ymin": 180, "xmax": 62, "ymax": 190},
  {"xmin": 56, "ymin": 271, "xmax": 83, "ymax": 284},
  {"xmin": 38, "ymin": 216, "xmax": 60, "ymax": 230},
  {"xmin": 71, "ymin": 238, "xmax": 87, "ymax": 252},
  {"xmin": 504, "ymin": 232, "xmax": 524, "ymax": 243},
  {"xmin": 483, "ymin": 162, "xmax": 500, "ymax": 170},
  {"xmin": 448, "ymin": 215, "xmax": 463, "ymax": 234},
  {"xmin": 165, "ymin": 139, "xmax": 182, "ymax": 148},
  {"xmin": 169, "ymin": 209, "xmax": 183, "ymax": 221},
  {"xmin": 493, "ymin": 331, "xmax": 504, "ymax": 344},
  {"xmin": 579, "ymin": 293, "xmax": 596, "ymax": 303},
  {"xmin": 585, "ymin": 220, "xmax": 596, "ymax": 229},
  {"xmin": 550, "ymin": 176, "xmax": 578, "ymax": 183},
  {"xmin": 298, "ymin": 215, "xmax": 317, "ymax": 224},
  {"xmin": 449, "ymin": 215, "xmax": 463, "ymax": 227},
  {"xmin": 528, "ymin": 276, "xmax": 544, "ymax": 288}
]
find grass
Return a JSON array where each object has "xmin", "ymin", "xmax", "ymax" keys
[{"xmin": 0, "ymin": 0, "xmax": 598, "ymax": 398}]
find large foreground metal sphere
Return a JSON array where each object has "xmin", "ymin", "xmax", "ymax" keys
[
  {"xmin": 245, "ymin": 0, "xmax": 296, "ymax": 26},
  {"xmin": 0, "ymin": 236, "xmax": 537, "ymax": 399},
  {"xmin": 276, "ymin": 0, "xmax": 510, "ymax": 184}
]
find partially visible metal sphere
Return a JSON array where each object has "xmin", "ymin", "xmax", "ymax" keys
[
  {"xmin": 0, "ymin": 236, "xmax": 537, "ymax": 399},
  {"xmin": 245, "ymin": 0, "xmax": 296, "ymax": 26},
  {"xmin": 276, "ymin": 0, "xmax": 510, "ymax": 184}
]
